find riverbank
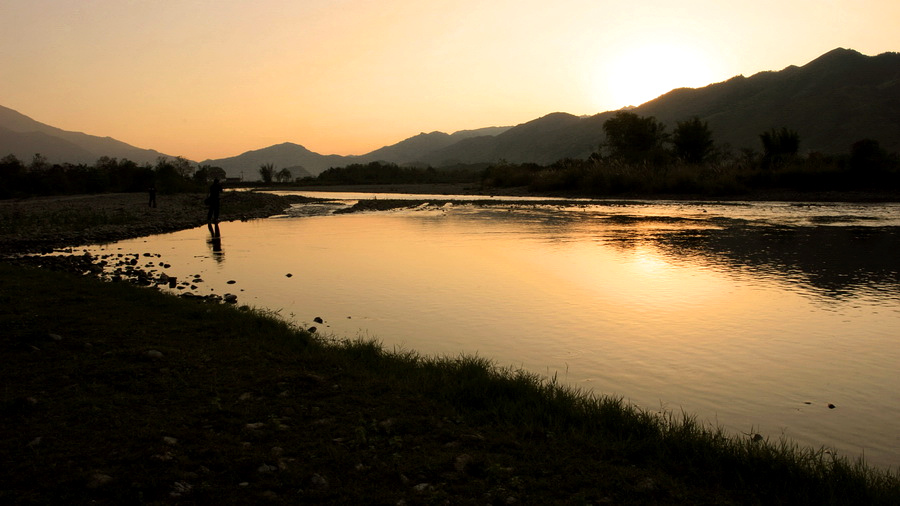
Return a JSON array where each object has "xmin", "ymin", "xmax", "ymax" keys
[
  {"xmin": 2, "ymin": 191, "xmax": 899, "ymax": 504},
  {"xmin": 0, "ymin": 191, "xmax": 309, "ymax": 256}
]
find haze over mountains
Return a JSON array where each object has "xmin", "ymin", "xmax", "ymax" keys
[
  {"xmin": 0, "ymin": 106, "xmax": 168, "ymax": 166},
  {"xmin": 2, "ymin": 48, "xmax": 898, "ymax": 179}
]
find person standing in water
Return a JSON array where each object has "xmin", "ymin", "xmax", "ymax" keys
[{"xmin": 206, "ymin": 178, "xmax": 222, "ymax": 224}]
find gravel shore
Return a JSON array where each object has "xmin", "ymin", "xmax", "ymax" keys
[{"xmin": 0, "ymin": 191, "xmax": 305, "ymax": 256}]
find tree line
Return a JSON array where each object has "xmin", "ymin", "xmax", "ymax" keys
[
  {"xmin": 5, "ymin": 111, "xmax": 898, "ymax": 199},
  {"xmin": 302, "ymin": 161, "xmax": 484, "ymax": 186},
  {"xmin": 480, "ymin": 111, "xmax": 899, "ymax": 196},
  {"xmin": 0, "ymin": 154, "xmax": 227, "ymax": 199},
  {"xmin": 285, "ymin": 111, "xmax": 898, "ymax": 197}
]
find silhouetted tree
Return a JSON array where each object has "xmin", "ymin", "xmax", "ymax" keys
[
  {"xmin": 276, "ymin": 168, "xmax": 293, "ymax": 183},
  {"xmin": 117, "ymin": 159, "xmax": 154, "ymax": 193},
  {"xmin": 849, "ymin": 139, "xmax": 888, "ymax": 173},
  {"xmin": 760, "ymin": 127, "xmax": 800, "ymax": 169},
  {"xmin": 29, "ymin": 153, "xmax": 49, "ymax": 172},
  {"xmin": 194, "ymin": 164, "xmax": 211, "ymax": 185},
  {"xmin": 672, "ymin": 116, "xmax": 714, "ymax": 164},
  {"xmin": 194, "ymin": 164, "xmax": 225, "ymax": 185},
  {"xmin": 601, "ymin": 111, "xmax": 669, "ymax": 165},
  {"xmin": 259, "ymin": 163, "xmax": 275, "ymax": 183},
  {"xmin": 171, "ymin": 156, "xmax": 194, "ymax": 179},
  {"xmin": 95, "ymin": 156, "xmax": 118, "ymax": 173},
  {"xmin": 0, "ymin": 154, "xmax": 25, "ymax": 198},
  {"xmin": 209, "ymin": 166, "xmax": 227, "ymax": 181},
  {"xmin": 154, "ymin": 156, "xmax": 196, "ymax": 193}
]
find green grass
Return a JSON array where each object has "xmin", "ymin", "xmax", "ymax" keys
[{"xmin": 2, "ymin": 262, "xmax": 898, "ymax": 504}]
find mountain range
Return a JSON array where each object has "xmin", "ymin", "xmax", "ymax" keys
[
  {"xmin": 0, "ymin": 106, "xmax": 167, "ymax": 166},
  {"xmin": 2, "ymin": 47, "xmax": 898, "ymax": 179}
]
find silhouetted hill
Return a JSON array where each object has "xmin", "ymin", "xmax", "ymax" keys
[
  {"xmin": 342, "ymin": 48, "xmax": 898, "ymax": 168},
  {"xmin": 420, "ymin": 112, "xmax": 615, "ymax": 165},
  {"xmin": 4, "ymin": 47, "xmax": 897, "ymax": 175},
  {"xmin": 203, "ymin": 127, "xmax": 513, "ymax": 178},
  {"xmin": 200, "ymin": 142, "xmax": 346, "ymax": 179},
  {"xmin": 637, "ymin": 47, "xmax": 900, "ymax": 154},
  {"xmin": 0, "ymin": 126, "xmax": 95, "ymax": 162},
  {"xmin": 359, "ymin": 126, "xmax": 512, "ymax": 166},
  {"xmin": 417, "ymin": 48, "xmax": 899, "ymax": 165},
  {"xmin": 0, "ymin": 105, "xmax": 169, "ymax": 165}
]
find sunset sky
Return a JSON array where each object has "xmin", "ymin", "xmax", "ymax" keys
[{"xmin": 2, "ymin": 0, "xmax": 898, "ymax": 161}]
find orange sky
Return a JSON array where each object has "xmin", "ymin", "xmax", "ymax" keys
[{"xmin": 2, "ymin": 0, "xmax": 898, "ymax": 161}]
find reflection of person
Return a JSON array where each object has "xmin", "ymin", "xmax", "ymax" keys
[
  {"xmin": 148, "ymin": 185, "xmax": 156, "ymax": 208},
  {"xmin": 206, "ymin": 178, "xmax": 222, "ymax": 223},
  {"xmin": 207, "ymin": 222, "xmax": 223, "ymax": 260}
]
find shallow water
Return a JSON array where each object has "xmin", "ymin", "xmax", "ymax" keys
[{"xmin": 76, "ymin": 194, "xmax": 900, "ymax": 470}]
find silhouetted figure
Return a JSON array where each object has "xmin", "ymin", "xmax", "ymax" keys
[
  {"xmin": 207, "ymin": 222, "xmax": 223, "ymax": 263},
  {"xmin": 206, "ymin": 178, "xmax": 222, "ymax": 223},
  {"xmin": 148, "ymin": 185, "xmax": 156, "ymax": 208}
]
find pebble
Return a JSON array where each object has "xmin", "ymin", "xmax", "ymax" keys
[
  {"xmin": 311, "ymin": 473, "xmax": 329, "ymax": 489},
  {"xmin": 87, "ymin": 473, "xmax": 113, "ymax": 488},
  {"xmin": 258, "ymin": 463, "xmax": 278, "ymax": 473},
  {"xmin": 170, "ymin": 481, "xmax": 192, "ymax": 497},
  {"xmin": 454, "ymin": 454, "xmax": 472, "ymax": 473}
]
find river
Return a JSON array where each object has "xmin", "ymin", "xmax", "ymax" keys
[{"xmin": 77, "ymin": 192, "xmax": 900, "ymax": 470}]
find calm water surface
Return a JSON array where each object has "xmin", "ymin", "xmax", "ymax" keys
[{"xmin": 79, "ymin": 194, "xmax": 900, "ymax": 469}]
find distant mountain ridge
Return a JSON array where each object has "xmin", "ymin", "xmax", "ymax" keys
[
  {"xmin": 204, "ymin": 47, "xmax": 900, "ymax": 177},
  {"xmin": 636, "ymin": 47, "xmax": 900, "ymax": 156},
  {"xmin": 200, "ymin": 142, "xmax": 349, "ymax": 180},
  {"xmin": 0, "ymin": 105, "xmax": 168, "ymax": 165},
  {"xmin": 2, "ymin": 47, "xmax": 898, "ymax": 178},
  {"xmin": 198, "ymin": 126, "xmax": 513, "ymax": 177}
]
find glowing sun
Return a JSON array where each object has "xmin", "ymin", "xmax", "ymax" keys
[{"xmin": 602, "ymin": 43, "xmax": 717, "ymax": 109}]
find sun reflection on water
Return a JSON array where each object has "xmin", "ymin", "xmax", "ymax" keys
[{"xmin": 68, "ymin": 197, "xmax": 900, "ymax": 469}]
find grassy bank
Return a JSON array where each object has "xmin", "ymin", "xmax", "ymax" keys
[
  {"xmin": 2, "ymin": 265, "xmax": 898, "ymax": 505},
  {"xmin": 2, "ymin": 192, "xmax": 899, "ymax": 504}
]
